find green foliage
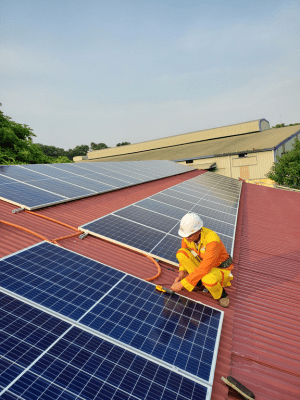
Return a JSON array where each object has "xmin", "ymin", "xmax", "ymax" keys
[
  {"xmin": 49, "ymin": 156, "xmax": 72, "ymax": 163},
  {"xmin": 37, "ymin": 143, "xmax": 89, "ymax": 161},
  {"xmin": 68, "ymin": 145, "xmax": 90, "ymax": 159},
  {"xmin": 0, "ymin": 111, "xmax": 50, "ymax": 165},
  {"xmin": 36, "ymin": 144, "xmax": 66, "ymax": 158},
  {"xmin": 267, "ymin": 137, "xmax": 300, "ymax": 189},
  {"xmin": 272, "ymin": 122, "xmax": 300, "ymax": 128},
  {"xmin": 116, "ymin": 141, "xmax": 131, "ymax": 147},
  {"xmin": 90, "ymin": 142, "xmax": 109, "ymax": 151}
]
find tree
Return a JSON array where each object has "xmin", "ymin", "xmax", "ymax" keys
[
  {"xmin": 267, "ymin": 137, "xmax": 300, "ymax": 189},
  {"xmin": 272, "ymin": 123, "xmax": 300, "ymax": 128},
  {"xmin": 0, "ymin": 110, "xmax": 50, "ymax": 165},
  {"xmin": 116, "ymin": 141, "xmax": 131, "ymax": 147},
  {"xmin": 66, "ymin": 145, "xmax": 90, "ymax": 160},
  {"xmin": 36, "ymin": 144, "xmax": 66, "ymax": 158},
  {"xmin": 90, "ymin": 142, "xmax": 109, "ymax": 151}
]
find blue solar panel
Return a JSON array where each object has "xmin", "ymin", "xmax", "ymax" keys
[
  {"xmin": 0, "ymin": 161, "xmax": 194, "ymax": 210},
  {"xmin": 0, "ymin": 182, "xmax": 65, "ymax": 208},
  {"xmin": 80, "ymin": 274, "xmax": 222, "ymax": 384},
  {"xmin": 0, "ymin": 292, "xmax": 70, "ymax": 391},
  {"xmin": 115, "ymin": 205, "xmax": 179, "ymax": 233},
  {"xmin": 84, "ymin": 215, "xmax": 167, "ymax": 253},
  {"xmin": 81, "ymin": 172, "xmax": 241, "ymax": 262},
  {"xmin": 0, "ymin": 293, "xmax": 210, "ymax": 400},
  {"xmin": 24, "ymin": 179, "xmax": 94, "ymax": 198},
  {"xmin": 0, "ymin": 242, "xmax": 125, "ymax": 320}
]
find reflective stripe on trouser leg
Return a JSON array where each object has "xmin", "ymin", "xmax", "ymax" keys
[
  {"xmin": 202, "ymin": 268, "xmax": 234, "ymax": 300},
  {"xmin": 176, "ymin": 248, "xmax": 200, "ymax": 274}
]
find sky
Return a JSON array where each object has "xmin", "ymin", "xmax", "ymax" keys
[{"xmin": 1, "ymin": 0, "xmax": 299, "ymax": 150}]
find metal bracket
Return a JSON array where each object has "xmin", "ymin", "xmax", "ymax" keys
[
  {"xmin": 12, "ymin": 208, "xmax": 25, "ymax": 214},
  {"xmin": 79, "ymin": 232, "xmax": 88, "ymax": 240}
]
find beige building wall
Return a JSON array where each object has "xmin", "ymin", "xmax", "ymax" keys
[
  {"xmin": 87, "ymin": 119, "xmax": 269, "ymax": 160},
  {"xmin": 178, "ymin": 151, "xmax": 274, "ymax": 180}
]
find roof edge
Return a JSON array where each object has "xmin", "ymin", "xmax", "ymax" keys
[{"xmin": 173, "ymin": 148, "xmax": 275, "ymax": 162}]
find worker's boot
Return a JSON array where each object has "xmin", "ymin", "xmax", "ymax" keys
[{"xmin": 218, "ymin": 289, "xmax": 229, "ymax": 308}]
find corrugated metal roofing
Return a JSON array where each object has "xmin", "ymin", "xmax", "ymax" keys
[
  {"xmin": 227, "ymin": 182, "xmax": 300, "ymax": 400},
  {"xmin": 87, "ymin": 119, "xmax": 268, "ymax": 160},
  {"xmin": 1, "ymin": 167, "xmax": 299, "ymax": 400},
  {"xmin": 83, "ymin": 125, "xmax": 300, "ymax": 163}
]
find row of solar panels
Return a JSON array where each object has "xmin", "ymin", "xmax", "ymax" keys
[
  {"xmin": 0, "ymin": 242, "xmax": 223, "ymax": 399},
  {"xmin": 0, "ymin": 161, "xmax": 194, "ymax": 210},
  {"xmin": 80, "ymin": 172, "xmax": 242, "ymax": 264}
]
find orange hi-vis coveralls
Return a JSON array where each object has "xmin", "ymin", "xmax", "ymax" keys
[{"xmin": 176, "ymin": 227, "xmax": 234, "ymax": 299}]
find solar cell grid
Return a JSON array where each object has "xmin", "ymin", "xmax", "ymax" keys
[
  {"xmin": 197, "ymin": 199, "xmax": 236, "ymax": 216},
  {"xmin": 81, "ymin": 275, "xmax": 222, "ymax": 384},
  {"xmin": 114, "ymin": 206, "xmax": 178, "ymax": 234},
  {"xmin": 0, "ymin": 243, "xmax": 222, "ymax": 398},
  {"xmin": 152, "ymin": 235, "xmax": 182, "ymax": 263},
  {"xmin": 6, "ymin": 326, "xmax": 208, "ymax": 400},
  {"xmin": 191, "ymin": 204, "xmax": 236, "ymax": 225},
  {"xmin": 162, "ymin": 188, "xmax": 200, "ymax": 204},
  {"xmin": 83, "ymin": 214, "xmax": 166, "ymax": 253},
  {"xmin": 0, "ymin": 293, "xmax": 70, "ymax": 383},
  {"xmin": 0, "ymin": 291, "xmax": 210, "ymax": 399},
  {"xmin": 81, "ymin": 171, "xmax": 242, "ymax": 262},
  {"xmin": 0, "ymin": 243, "xmax": 124, "ymax": 321},
  {"xmin": 151, "ymin": 193, "xmax": 195, "ymax": 211},
  {"xmin": 137, "ymin": 199, "xmax": 187, "ymax": 220},
  {"xmin": 203, "ymin": 194, "xmax": 238, "ymax": 209},
  {"xmin": 93, "ymin": 164, "xmax": 148, "ymax": 181},
  {"xmin": 23, "ymin": 179, "xmax": 94, "ymax": 198},
  {"xmin": 0, "ymin": 183, "xmax": 66, "ymax": 208},
  {"xmin": 0, "ymin": 161, "xmax": 194, "ymax": 210}
]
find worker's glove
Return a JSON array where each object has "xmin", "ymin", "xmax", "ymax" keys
[{"xmin": 171, "ymin": 281, "xmax": 184, "ymax": 292}]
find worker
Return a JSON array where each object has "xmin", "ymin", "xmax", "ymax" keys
[{"xmin": 170, "ymin": 213, "xmax": 233, "ymax": 307}]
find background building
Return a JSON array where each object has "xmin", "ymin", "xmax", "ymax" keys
[{"xmin": 75, "ymin": 119, "xmax": 300, "ymax": 181}]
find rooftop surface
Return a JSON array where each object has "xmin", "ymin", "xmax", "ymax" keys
[
  {"xmin": 82, "ymin": 125, "xmax": 300, "ymax": 162},
  {"xmin": 0, "ymin": 168, "xmax": 299, "ymax": 399}
]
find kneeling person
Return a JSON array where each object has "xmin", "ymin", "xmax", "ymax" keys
[{"xmin": 171, "ymin": 213, "xmax": 233, "ymax": 307}]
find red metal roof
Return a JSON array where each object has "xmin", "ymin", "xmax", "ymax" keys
[
  {"xmin": 227, "ymin": 183, "xmax": 300, "ymax": 400},
  {"xmin": 1, "ymin": 169, "xmax": 299, "ymax": 400}
]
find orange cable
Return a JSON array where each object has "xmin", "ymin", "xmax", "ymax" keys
[
  {"xmin": 54, "ymin": 232, "xmax": 81, "ymax": 242},
  {"xmin": 6, "ymin": 211, "xmax": 163, "ymax": 282},
  {"xmin": 24, "ymin": 210, "xmax": 78, "ymax": 231},
  {"xmin": 0, "ymin": 220, "xmax": 51, "ymax": 242},
  {"xmin": 144, "ymin": 255, "xmax": 161, "ymax": 281}
]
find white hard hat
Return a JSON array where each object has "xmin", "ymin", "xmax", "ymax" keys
[{"xmin": 178, "ymin": 213, "xmax": 203, "ymax": 238}]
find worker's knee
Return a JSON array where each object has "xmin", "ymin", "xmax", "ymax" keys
[
  {"xmin": 202, "ymin": 272, "xmax": 218, "ymax": 287},
  {"xmin": 176, "ymin": 248, "xmax": 192, "ymax": 263}
]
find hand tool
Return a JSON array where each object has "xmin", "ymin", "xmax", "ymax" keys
[{"xmin": 155, "ymin": 285, "xmax": 175, "ymax": 295}]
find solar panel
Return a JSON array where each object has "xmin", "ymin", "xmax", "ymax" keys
[
  {"xmin": 80, "ymin": 172, "xmax": 242, "ymax": 264},
  {"xmin": 0, "ymin": 242, "xmax": 223, "ymax": 395},
  {"xmin": 0, "ymin": 242, "xmax": 125, "ymax": 321},
  {"xmin": 80, "ymin": 274, "xmax": 223, "ymax": 384},
  {"xmin": 0, "ymin": 161, "xmax": 194, "ymax": 211},
  {"xmin": 0, "ymin": 292, "xmax": 210, "ymax": 400}
]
